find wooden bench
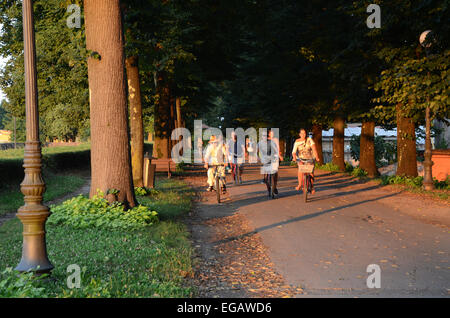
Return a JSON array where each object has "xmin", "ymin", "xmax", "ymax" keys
[
  {"xmin": 143, "ymin": 154, "xmax": 177, "ymax": 188},
  {"xmin": 152, "ymin": 158, "xmax": 177, "ymax": 178}
]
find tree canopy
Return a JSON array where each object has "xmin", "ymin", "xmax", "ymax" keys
[{"xmin": 0, "ymin": 0, "xmax": 448, "ymax": 143}]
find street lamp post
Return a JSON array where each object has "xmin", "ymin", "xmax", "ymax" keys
[
  {"xmin": 419, "ymin": 30, "xmax": 434, "ymax": 191},
  {"xmin": 15, "ymin": 0, "xmax": 53, "ymax": 273}
]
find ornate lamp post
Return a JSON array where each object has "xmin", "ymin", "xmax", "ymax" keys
[
  {"xmin": 15, "ymin": 0, "xmax": 53, "ymax": 273},
  {"xmin": 419, "ymin": 30, "xmax": 434, "ymax": 191}
]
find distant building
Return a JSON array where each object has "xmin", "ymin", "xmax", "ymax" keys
[
  {"xmin": 0, "ymin": 130, "xmax": 11, "ymax": 142},
  {"xmin": 320, "ymin": 123, "xmax": 424, "ymax": 165}
]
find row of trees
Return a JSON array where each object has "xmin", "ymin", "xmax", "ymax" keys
[
  {"xmin": 0, "ymin": 0, "xmax": 448, "ymax": 206},
  {"xmin": 213, "ymin": 0, "xmax": 449, "ymax": 178},
  {"xmin": 0, "ymin": 0, "xmax": 246, "ymax": 207}
]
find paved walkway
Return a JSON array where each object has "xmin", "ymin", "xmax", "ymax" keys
[{"xmin": 224, "ymin": 165, "xmax": 449, "ymax": 297}]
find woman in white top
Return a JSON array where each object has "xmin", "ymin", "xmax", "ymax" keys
[{"xmin": 292, "ymin": 128, "xmax": 320, "ymax": 193}]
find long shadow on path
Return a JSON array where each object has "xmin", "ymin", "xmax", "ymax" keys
[
  {"xmin": 212, "ymin": 191, "xmax": 400, "ymax": 246},
  {"xmin": 229, "ymin": 181, "xmax": 386, "ymax": 210}
]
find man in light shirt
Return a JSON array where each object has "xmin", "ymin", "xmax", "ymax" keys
[{"xmin": 204, "ymin": 135, "xmax": 227, "ymax": 193}]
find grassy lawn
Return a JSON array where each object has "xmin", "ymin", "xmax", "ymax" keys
[
  {"xmin": 0, "ymin": 143, "xmax": 91, "ymax": 216},
  {"xmin": 0, "ymin": 178, "xmax": 196, "ymax": 298},
  {"xmin": 0, "ymin": 143, "xmax": 91, "ymax": 160},
  {"xmin": 0, "ymin": 172, "xmax": 86, "ymax": 216}
]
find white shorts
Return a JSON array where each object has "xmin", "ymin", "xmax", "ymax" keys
[{"xmin": 260, "ymin": 161, "xmax": 279, "ymax": 175}]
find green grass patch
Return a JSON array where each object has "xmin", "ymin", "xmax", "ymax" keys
[
  {"xmin": 0, "ymin": 178, "xmax": 195, "ymax": 298},
  {"xmin": 0, "ymin": 143, "xmax": 91, "ymax": 189},
  {"xmin": 0, "ymin": 143, "xmax": 91, "ymax": 160},
  {"xmin": 374, "ymin": 175, "xmax": 449, "ymax": 201},
  {"xmin": 316, "ymin": 162, "xmax": 341, "ymax": 172},
  {"xmin": 0, "ymin": 172, "xmax": 86, "ymax": 216},
  {"xmin": 350, "ymin": 167, "xmax": 368, "ymax": 178},
  {"xmin": 137, "ymin": 179, "xmax": 195, "ymax": 220}
]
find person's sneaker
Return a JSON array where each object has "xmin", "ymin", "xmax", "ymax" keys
[
  {"xmin": 206, "ymin": 186, "xmax": 213, "ymax": 192},
  {"xmin": 273, "ymin": 188, "xmax": 278, "ymax": 195}
]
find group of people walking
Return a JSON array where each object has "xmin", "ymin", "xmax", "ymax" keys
[{"xmin": 203, "ymin": 128, "xmax": 321, "ymax": 196}]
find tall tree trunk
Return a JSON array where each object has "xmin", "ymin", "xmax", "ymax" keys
[
  {"xmin": 85, "ymin": 0, "xmax": 136, "ymax": 207},
  {"xmin": 359, "ymin": 121, "xmax": 379, "ymax": 177},
  {"xmin": 175, "ymin": 97, "xmax": 185, "ymax": 156},
  {"xmin": 286, "ymin": 135, "xmax": 294, "ymax": 160},
  {"xmin": 168, "ymin": 98, "xmax": 175, "ymax": 154},
  {"xmin": 125, "ymin": 55, "xmax": 144, "ymax": 187},
  {"xmin": 176, "ymin": 97, "xmax": 182, "ymax": 130},
  {"xmin": 396, "ymin": 104, "xmax": 418, "ymax": 177},
  {"xmin": 279, "ymin": 138, "xmax": 286, "ymax": 159},
  {"xmin": 332, "ymin": 116, "xmax": 346, "ymax": 171},
  {"xmin": 311, "ymin": 124, "xmax": 323, "ymax": 163},
  {"xmin": 154, "ymin": 73, "xmax": 171, "ymax": 159}
]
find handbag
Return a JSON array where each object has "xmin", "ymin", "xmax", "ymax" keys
[{"xmin": 247, "ymin": 141, "xmax": 254, "ymax": 153}]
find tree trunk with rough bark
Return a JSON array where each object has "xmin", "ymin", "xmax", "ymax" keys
[
  {"xmin": 396, "ymin": 104, "xmax": 418, "ymax": 177},
  {"xmin": 359, "ymin": 121, "xmax": 379, "ymax": 177},
  {"xmin": 169, "ymin": 98, "xmax": 175, "ymax": 154},
  {"xmin": 176, "ymin": 98, "xmax": 182, "ymax": 130},
  {"xmin": 126, "ymin": 55, "xmax": 144, "ymax": 187},
  {"xmin": 279, "ymin": 138, "xmax": 286, "ymax": 159},
  {"xmin": 332, "ymin": 117, "xmax": 346, "ymax": 171},
  {"xmin": 311, "ymin": 124, "xmax": 323, "ymax": 163},
  {"xmin": 85, "ymin": 0, "xmax": 136, "ymax": 207},
  {"xmin": 154, "ymin": 73, "xmax": 171, "ymax": 159}
]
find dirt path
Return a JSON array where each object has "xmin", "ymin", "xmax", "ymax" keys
[
  {"xmin": 182, "ymin": 173, "xmax": 303, "ymax": 298},
  {"xmin": 182, "ymin": 166, "xmax": 449, "ymax": 298}
]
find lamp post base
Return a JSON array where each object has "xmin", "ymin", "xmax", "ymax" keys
[
  {"xmin": 15, "ymin": 142, "xmax": 53, "ymax": 274},
  {"xmin": 15, "ymin": 205, "xmax": 53, "ymax": 273}
]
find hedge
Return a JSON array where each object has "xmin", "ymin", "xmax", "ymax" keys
[{"xmin": 0, "ymin": 150, "xmax": 90, "ymax": 190}]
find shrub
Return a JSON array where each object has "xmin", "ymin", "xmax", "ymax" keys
[
  {"xmin": 42, "ymin": 150, "xmax": 90, "ymax": 171},
  {"xmin": 434, "ymin": 177, "xmax": 450, "ymax": 190},
  {"xmin": 345, "ymin": 162, "xmax": 354, "ymax": 172},
  {"xmin": 134, "ymin": 187, "xmax": 148, "ymax": 196},
  {"xmin": 379, "ymin": 175, "xmax": 424, "ymax": 188},
  {"xmin": 380, "ymin": 175, "xmax": 450, "ymax": 192},
  {"xmin": 351, "ymin": 167, "xmax": 368, "ymax": 177},
  {"xmin": 175, "ymin": 162, "xmax": 186, "ymax": 173},
  {"xmin": 48, "ymin": 192, "xmax": 159, "ymax": 230},
  {"xmin": 0, "ymin": 147, "xmax": 91, "ymax": 188},
  {"xmin": 134, "ymin": 187, "xmax": 160, "ymax": 197},
  {"xmin": 0, "ymin": 159, "xmax": 24, "ymax": 190},
  {"xmin": 317, "ymin": 162, "xmax": 341, "ymax": 172},
  {"xmin": 0, "ymin": 268, "xmax": 47, "ymax": 298}
]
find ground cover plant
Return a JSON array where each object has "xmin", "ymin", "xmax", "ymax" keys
[{"xmin": 0, "ymin": 178, "xmax": 195, "ymax": 298}]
